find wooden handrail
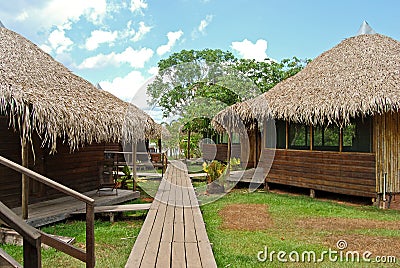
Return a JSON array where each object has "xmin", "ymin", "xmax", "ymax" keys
[
  {"xmin": 0, "ymin": 155, "xmax": 95, "ymax": 268},
  {"xmin": 0, "ymin": 156, "xmax": 94, "ymax": 205},
  {"xmin": 0, "ymin": 201, "xmax": 40, "ymax": 245},
  {"xmin": 0, "ymin": 201, "xmax": 41, "ymax": 267}
]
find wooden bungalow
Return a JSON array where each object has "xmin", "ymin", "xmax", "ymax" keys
[
  {"xmin": 213, "ymin": 26, "xmax": 400, "ymax": 206},
  {"xmin": 0, "ymin": 26, "xmax": 156, "ymax": 213}
]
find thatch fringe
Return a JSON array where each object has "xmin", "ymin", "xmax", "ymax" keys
[
  {"xmin": 213, "ymin": 34, "xmax": 400, "ymax": 131},
  {"xmin": 0, "ymin": 27, "xmax": 154, "ymax": 152}
]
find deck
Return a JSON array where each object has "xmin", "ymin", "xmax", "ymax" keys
[
  {"xmin": 11, "ymin": 189, "xmax": 139, "ymax": 227},
  {"xmin": 125, "ymin": 160, "xmax": 217, "ymax": 268}
]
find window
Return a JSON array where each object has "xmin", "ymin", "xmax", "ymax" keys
[
  {"xmin": 313, "ymin": 125, "xmax": 340, "ymax": 151},
  {"xmin": 342, "ymin": 117, "xmax": 372, "ymax": 152},
  {"xmin": 289, "ymin": 123, "xmax": 310, "ymax": 149},
  {"xmin": 264, "ymin": 119, "xmax": 277, "ymax": 148},
  {"xmin": 264, "ymin": 117, "xmax": 372, "ymax": 153},
  {"xmin": 231, "ymin": 133, "xmax": 240, "ymax": 144},
  {"xmin": 276, "ymin": 120, "xmax": 286, "ymax": 149}
]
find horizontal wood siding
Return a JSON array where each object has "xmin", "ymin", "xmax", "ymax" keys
[
  {"xmin": 201, "ymin": 144, "xmax": 240, "ymax": 162},
  {"xmin": 0, "ymin": 116, "xmax": 22, "ymax": 208},
  {"xmin": 40, "ymin": 141, "xmax": 120, "ymax": 202},
  {"xmin": 0, "ymin": 115, "xmax": 121, "ymax": 207},
  {"xmin": 262, "ymin": 149, "xmax": 376, "ymax": 197}
]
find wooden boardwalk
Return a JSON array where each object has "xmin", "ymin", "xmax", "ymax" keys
[{"xmin": 126, "ymin": 161, "xmax": 217, "ymax": 268}]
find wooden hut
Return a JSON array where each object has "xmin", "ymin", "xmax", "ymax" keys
[
  {"xmin": 0, "ymin": 26, "xmax": 155, "ymax": 210},
  {"xmin": 213, "ymin": 28, "xmax": 400, "ymax": 205}
]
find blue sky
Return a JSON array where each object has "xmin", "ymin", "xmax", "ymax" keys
[{"xmin": 0, "ymin": 0, "xmax": 399, "ymax": 122}]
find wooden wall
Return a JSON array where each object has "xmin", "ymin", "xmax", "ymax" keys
[
  {"xmin": 374, "ymin": 112, "xmax": 400, "ymax": 194},
  {"xmin": 0, "ymin": 116, "xmax": 121, "ymax": 208},
  {"xmin": 201, "ymin": 144, "xmax": 240, "ymax": 162},
  {"xmin": 261, "ymin": 149, "xmax": 376, "ymax": 197},
  {"xmin": 0, "ymin": 116, "xmax": 22, "ymax": 208}
]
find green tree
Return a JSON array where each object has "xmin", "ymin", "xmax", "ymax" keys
[
  {"xmin": 147, "ymin": 49, "xmax": 238, "ymax": 118},
  {"xmin": 235, "ymin": 57, "xmax": 310, "ymax": 93}
]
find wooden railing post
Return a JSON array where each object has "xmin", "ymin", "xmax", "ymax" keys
[
  {"xmin": 21, "ymin": 140, "xmax": 29, "ymax": 220},
  {"xmin": 86, "ymin": 203, "xmax": 95, "ymax": 268},
  {"xmin": 23, "ymin": 237, "xmax": 41, "ymax": 268},
  {"xmin": 0, "ymin": 156, "xmax": 96, "ymax": 268}
]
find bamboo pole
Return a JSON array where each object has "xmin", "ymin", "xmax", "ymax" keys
[
  {"xmin": 339, "ymin": 126, "xmax": 343, "ymax": 152},
  {"xmin": 21, "ymin": 139, "xmax": 29, "ymax": 220},
  {"xmin": 226, "ymin": 131, "xmax": 231, "ymax": 181},
  {"xmin": 309, "ymin": 124, "xmax": 313, "ymax": 151}
]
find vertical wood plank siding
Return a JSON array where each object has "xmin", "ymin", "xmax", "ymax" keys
[
  {"xmin": 374, "ymin": 112, "xmax": 400, "ymax": 194},
  {"xmin": 262, "ymin": 149, "xmax": 376, "ymax": 197}
]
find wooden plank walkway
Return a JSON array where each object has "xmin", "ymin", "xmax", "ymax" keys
[{"xmin": 126, "ymin": 161, "xmax": 217, "ymax": 268}]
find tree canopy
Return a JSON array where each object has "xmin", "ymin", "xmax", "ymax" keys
[{"xmin": 147, "ymin": 48, "xmax": 309, "ymax": 119}]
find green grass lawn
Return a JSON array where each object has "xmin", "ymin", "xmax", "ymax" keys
[
  {"xmin": 2, "ymin": 188, "xmax": 400, "ymax": 267},
  {"xmin": 0, "ymin": 219, "xmax": 143, "ymax": 267},
  {"xmin": 201, "ymin": 190, "xmax": 400, "ymax": 267}
]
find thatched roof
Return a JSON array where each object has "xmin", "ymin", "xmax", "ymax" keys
[
  {"xmin": 0, "ymin": 27, "xmax": 153, "ymax": 152},
  {"xmin": 214, "ymin": 33, "xmax": 400, "ymax": 130}
]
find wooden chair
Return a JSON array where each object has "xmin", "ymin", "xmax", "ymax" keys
[
  {"xmin": 150, "ymin": 153, "xmax": 168, "ymax": 177},
  {"xmin": 97, "ymin": 160, "xmax": 118, "ymax": 196}
]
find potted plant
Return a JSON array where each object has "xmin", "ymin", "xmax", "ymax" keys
[{"xmin": 202, "ymin": 160, "xmax": 226, "ymax": 194}]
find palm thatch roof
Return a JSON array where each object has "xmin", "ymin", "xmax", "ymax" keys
[
  {"xmin": 214, "ymin": 33, "xmax": 400, "ymax": 131},
  {"xmin": 0, "ymin": 27, "xmax": 153, "ymax": 152}
]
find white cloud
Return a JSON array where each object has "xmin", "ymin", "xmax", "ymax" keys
[
  {"xmin": 85, "ymin": 30, "xmax": 118, "ymax": 51},
  {"xmin": 192, "ymin": 14, "xmax": 213, "ymax": 39},
  {"xmin": 99, "ymin": 70, "xmax": 146, "ymax": 101},
  {"xmin": 39, "ymin": 44, "xmax": 53, "ymax": 54},
  {"xmin": 130, "ymin": 0, "xmax": 148, "ymax": 13},
  {"xmin": 148, "ymin": 66, "xmax": 159, "ymax": 76},
  {"xmin": 198, "ymin": 14, "xmax": 213, "ymax": 33},
  {"xmin": 156, "ymin": 30, "xmax": 183, "ymax": 56},
  {"xmin": 231, "ymin": 39, "xmax": 268, "ymax": 61},
  {"xmin": 132, "ymin": 21, "xmax": 152, "ymax": 42},
  {"xmin": 10, "ymin": 0, "xmax": 107, "ymax": 29},
  {"xmin": 48, "ymin": 27, "xmax": 74, "ymax": 54},
  {"xmin": 77, "ymin": 47, "xmax": 154, "ymax": 69},
  {"xmin": 15, "ymin": 11, "xmax": 29, "ymax": 21}
]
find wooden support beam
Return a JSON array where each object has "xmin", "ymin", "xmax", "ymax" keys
[
  {"xmin": 339, "ymin": 126, "xmax": 343, "ymax": 152},
  {"xmin": 21, "ymin": 140, "xmax": 29, "ymax": 220},
  {"xmin": 310, "ymin": 189, "xmax": 316, "ymax": 198},
  {"xmin": 187, "ymin": 130, "xmax": 191, "ymax": 159},
  {"xmin": 309, "ymin": 124, "xmax": 313, "ymax": 151},
  {"xmin": 158, "ymin": 139, "xmax": 162, "ymax": 153},
  {"xmin": 226, "ymin": 132, "xmax": 231, "ymax": 180},
  {"xmin": 132, "ymin": 143, "xmax": 137, "ymax": 192}
]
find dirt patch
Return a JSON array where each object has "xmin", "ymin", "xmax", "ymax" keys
[
  {"xmin": 324, "ymin": 234, "xmax": 400, "ymax": 258},
  {"xmin": 296, "ymin": 217, "xmax": 400, "ymax": 258},
  {"xmin": 297, "ymin": 217, "xmax": 400, "ymax": 231},
  {"xmin": 218, "ymin": 203, "xmax": 273, "ymax": 231}
]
